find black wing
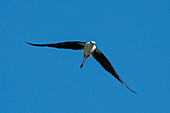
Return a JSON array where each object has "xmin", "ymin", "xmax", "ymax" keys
[
  {"xmin": 92, "ymin": 48, "xmax": 136, "ymax": 93},
  {"xmin": 26, "ymin": 41, "xmax": 86, "ymax": 50}
]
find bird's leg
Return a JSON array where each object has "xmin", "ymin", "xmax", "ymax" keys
[{"xmin": 80, "ymin": 54, "xmax": 87, "ymax": 69}]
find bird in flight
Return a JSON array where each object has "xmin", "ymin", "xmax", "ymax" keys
[{"xmin": 26, "ymin": 41, "xmax": 136, "ymax": 93}]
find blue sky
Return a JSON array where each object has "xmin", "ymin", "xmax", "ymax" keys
[{"xmin": 0, "ymin": 0, "xmax": 169, "ymax": 113}]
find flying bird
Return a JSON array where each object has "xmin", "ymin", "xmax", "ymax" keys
[{"xmin": 26, "ymin": 41, "xmax": 136, "ymax": 93}]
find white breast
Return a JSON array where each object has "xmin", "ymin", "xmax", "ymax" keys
[{"xmin": 83, "ymin": 42, "xmax": 96, "ymax": 56}]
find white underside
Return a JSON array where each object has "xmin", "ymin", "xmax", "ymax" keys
[{"xmin": 83, "ymin": 42, "xmax": 96, "ymax": 56}]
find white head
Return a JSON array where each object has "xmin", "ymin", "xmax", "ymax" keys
[{"xmin": 90, "ymin": 41, "xmax": 96, "ymax": 45}]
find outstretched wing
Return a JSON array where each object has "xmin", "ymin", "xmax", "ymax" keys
[
  {"xmin": 92, "ymin": 48, "xmax": 136, "ymax": 93},
  {"xmin": 26, "ymin": 41, "xmax": 86, "ymax": 50}
]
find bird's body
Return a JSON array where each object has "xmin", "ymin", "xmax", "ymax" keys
[
  {"xmin": 26, "ymin": 41, "xmax": 136, "ymax": 93},
  {"xmin": 83, "ymin": 41, "xmax": 96, "ymax": 56},
  {"xmin": 80, "ymin": 41, "xmax": 97, "ymax": 68}
]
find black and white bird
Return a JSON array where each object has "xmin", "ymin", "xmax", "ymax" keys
[{"xmin": 26, "ymin": 41, "xmax": 136, "ymax": 93}]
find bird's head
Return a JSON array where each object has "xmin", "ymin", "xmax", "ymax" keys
[{"xmin": 90, "ymin": 41, "xmax": 96, "ymax": 45}]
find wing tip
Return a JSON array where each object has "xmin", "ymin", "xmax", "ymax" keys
[
  {"xmin": 122, "ymin": 82, "xmax": 138, "ymax": 94},
  {"xmin": 25, "ymin": 41, "xmax": 46, "ymax": 47},
  {"xmin": 127, "ymin": 87, "xmax": 138, "ymax": 94},
  {"xmin": 25, "ymin": 41, "xmax": 34, "ymax": 46}
]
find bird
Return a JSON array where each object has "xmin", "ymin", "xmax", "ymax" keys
[{"xmin": 26, "ymin": 41, "xmax": 136, "ymax": 93}]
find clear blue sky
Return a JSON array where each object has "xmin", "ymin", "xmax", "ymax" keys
[{"xmin": 0, "ymin": 0, "xmax": 169, "ymax": 113}]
